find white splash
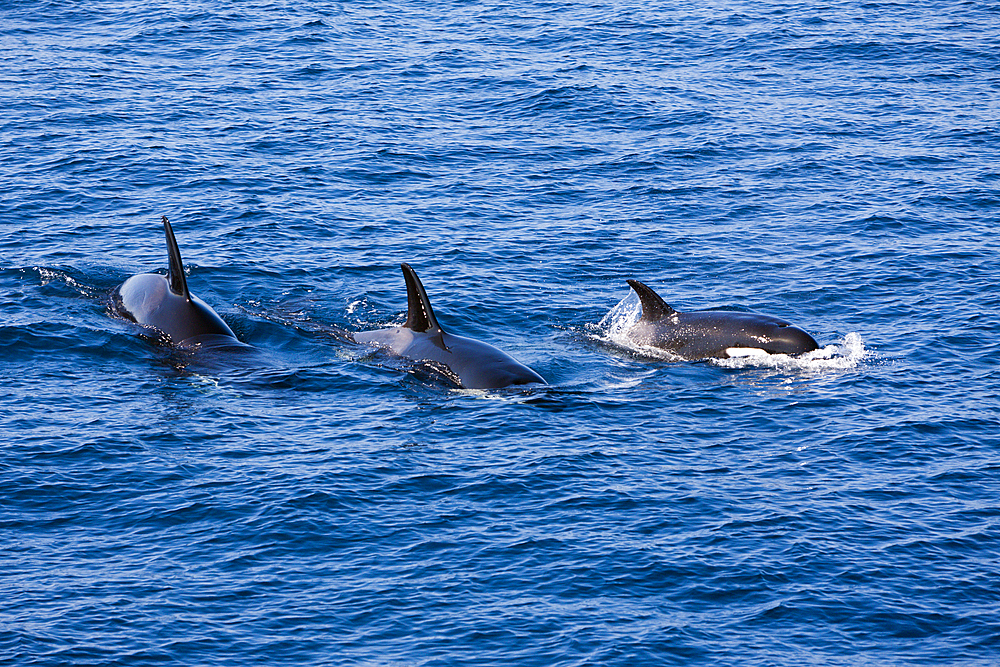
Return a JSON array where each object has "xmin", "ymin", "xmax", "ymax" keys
[
  {"xmin": 710, "ymin": 331, "xmax": 871, "ymax": 372},
  {"xmin": 592, "ymin": 292, "xmax": 684, "ymax": 360}
]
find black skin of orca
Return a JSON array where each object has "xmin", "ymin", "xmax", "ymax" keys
[
  {"xmin": 624, "ymin": 279, "xmax": 820, "ymax": 360},
  {"xmin": 353, "ymin": 263, "xmax": 546, "ymax": 390},
  {"xmin": 111, "ymin": 216, "xmax": 243, "ymax": 348}
]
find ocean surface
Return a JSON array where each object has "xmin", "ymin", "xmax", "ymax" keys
[{"xmin": 2, "ymin": 0, "xmax": 999, "ymax": 664}]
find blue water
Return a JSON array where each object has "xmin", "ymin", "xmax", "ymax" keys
[{"xmin": 2, "ymin": 0, "xmax": 999, "ymax": 664}]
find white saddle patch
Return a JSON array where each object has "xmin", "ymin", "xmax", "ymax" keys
[{"xmin": 725, "ymin": 347, "xmax": 768, "ymax": 358}]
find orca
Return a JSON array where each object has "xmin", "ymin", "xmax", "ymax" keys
[
  {"xmin": 111, "ymin": 216, "xmax": 243, "ymax": 348},
  {"xmin": 353, "ymin": 263, "xmax": 546, "ymax": 389},
  {"xmin": 623, "ymin": 279, "xmax": 819, "ymax": 360}
]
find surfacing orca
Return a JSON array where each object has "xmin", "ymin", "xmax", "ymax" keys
[
  {"xmin": 353, "ymin": 263, "xmax": 546, "ymax": 389},
  {"xmin": 623, "ymin": 279, "xmax": 819, "ymax": 360},
  {"xmin": 111, "ymin": 216, "xmax": 242, "ymax": 348}
]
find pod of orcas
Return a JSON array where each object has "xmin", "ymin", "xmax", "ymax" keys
[{"xmin": 111, "ymin": 217, "xmax": 821, "ymax": 389}]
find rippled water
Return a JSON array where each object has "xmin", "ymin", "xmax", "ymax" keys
[{"xmin": 2, "ymin": 0, "xmax": 999, "ymax": 665}]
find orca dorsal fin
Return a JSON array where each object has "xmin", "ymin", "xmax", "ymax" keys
[
  {"xmin": 162, "ymin": 215, "xmax": 190, "ymax": 300},
  {"xmin": 627, "ymin": 279, "xmax": 677, "ymax": 321},
  {"xmin": 401, "ymin": 263, "xmax": 443, "ymax": 333}
]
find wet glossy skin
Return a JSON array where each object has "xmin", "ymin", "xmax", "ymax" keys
[
  {"xmin": 627, "ymin": 309, "xmax": 820, "ymax": 359},
  {"xmin": 354, "ymin": 325, "xmax": 545, "ymax": 389},
  {"xmin": 112, "ymin": 216, "xmax": 241, "ymax": 348},
  {"xmin": 353, "ymin": 263, "xmax": 545, "ymax": 390},
  {"xmin": 624, "ymin": 278, "xmax": 819, "ymax": 360},
  {"xmin": 113, "ymin": 273, "xmax": 238, "ymax": 346}
]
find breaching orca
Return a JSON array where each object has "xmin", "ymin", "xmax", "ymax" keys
[
  {"xmin": 623, "ymin": 279, "xmax": 819, "ymax": 360},
  {"xmin": 111, "ymin": 216, "xmax": 242, "ymax": 348},
  {"xmin": 353, "ymin": 263, "xmax": 546, "ymax": 389}
]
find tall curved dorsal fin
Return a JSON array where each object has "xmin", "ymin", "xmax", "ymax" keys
[
  {"xmin": 401, "ymin": 263, "xmax": 443, "ymax": 333},
  {"xmin": 162, "ymin": 215, "xmax": 191, "ymax": 300},
  {"xmin": 627, "ymin": 279, "xmax": 677, "ymax": 322}
]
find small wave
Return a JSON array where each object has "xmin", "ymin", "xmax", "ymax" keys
[
  {"xmin": 237, "ymin": 301, "xmax": 355, "ymax": 345},
  {"xmin": 32, "ymin": 266, "xmax": 105, "ymax": 299}
]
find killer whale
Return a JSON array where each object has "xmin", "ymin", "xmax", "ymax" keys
[
  {"xmin": 622, "ymin": 279, "xmax": 819, "ymax": 360},
  {"xmin": 353, "ymin": 263, "xmax": 546, "ymax": 389},
  {"xmin": 112, "ymin": 216, "xmax": 243, "ymax": 348}
]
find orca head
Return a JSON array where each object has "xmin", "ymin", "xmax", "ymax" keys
[
  {"xmin": 477, "ymin": 357, "xmax": 547, "ymax": 388},
  {"xmin": 757, "ymin": 319, "xmax": 820, "ymax": 355}
]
